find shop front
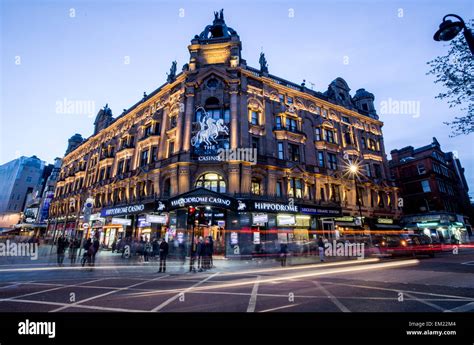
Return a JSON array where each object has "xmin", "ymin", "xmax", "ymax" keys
[
  {"xmin": 402, "ymin": 213, "xmax": 469, "ymax": 244},
  {"xmin": 163, "ymin": 188, "xmax": 237, "ymax": 257},
  {"xmin": 100, "ymin": 201, "xmax": 157, "ymax": 244}
]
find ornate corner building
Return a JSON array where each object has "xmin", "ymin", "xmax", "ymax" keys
[{"xmin": 49, "ymin": 10, "xmax": 401, "ymax": 257}]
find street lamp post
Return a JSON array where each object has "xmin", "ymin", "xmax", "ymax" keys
[
  {"xmin": 348, "ymin": 163, "xmax": 372, "ymax": 248},
  {"xmin": 434, "ymin": 14, "xmax": 474, "ymax": 55}
]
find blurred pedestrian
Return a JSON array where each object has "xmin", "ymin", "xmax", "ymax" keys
[
  {"xmin": 197, "ymin": 236, "xmax": 205, "ymax": 272},
  {"xmin": 56, "ymin": 236, "xmax": 68, "ymax": 266},
  {"xmin": 318, "ymin": 237, "xmax": 325, "ymax": 262},
  {"xmin": 208, "ymin": 236, "xmax": 214, "ymax": 268},
  {"xmin": 144, "ymin": 240, "xmax": 152, "ymax": 262},
  {"xmin": 91, "ymin": 235, "xmax": 100, "ymax": 265},
  {"xmin": 158, "ymin": 238, "xmax": 169, "ymax": 273},
  {"xmin": 279, "ymin": 242, "xmax": 288, "ymax": 267},
  {"xmin": 69, "ymin": 238, "xmax": 80, "ymax": 265}
]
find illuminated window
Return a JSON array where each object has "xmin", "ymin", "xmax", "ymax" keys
[
  {"xmin": 251, "ymin": 178, "xmax": 262, "ymax": 195},
  {"xmin": 277, "ymin": 142, "xmax": 284, "ymax": 159},
  {"xmin": 327, "ymin": 153, "xmax": 338, "ymax": 170},
  {"xmin": 250, "ymin": 110, "xmax": 259, "ymax": 125},
  {"xmin": 195, "ymin": 173, "xmax": 226, "ymax": 193},
  {"xmin": 315, "ymin": 127, "xmax": 322, "ymax": 141},
  {"xmin": 324, "ymin": 129, "xmax": 335, "ymax": 143}
]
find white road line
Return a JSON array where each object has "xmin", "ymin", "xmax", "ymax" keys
[
  {"xmin": 403, "ymin": 292, "xmax": 446, "ymax": 312},
  {"xmin": 312, "ymin": 281, "xmax": 350, "ymax": 312},
  {"xmin": 446, "ymin": 301, "xmax": 474, "ymax": 312},
  {"xmin": 1, "ymin": 298, "xmax": 148, "ymax": 312},
  {"xmin": 151, "ymin": 272, "xmax": 219, "ymax": 312},
  {"xmin": 247, "ymin": 276, "xmax": 261, "ymax": 312},
  {"xmin": 260, "ymin": 303, "xmax": 300, "ymax": 313},
  {"xmin": 50, "ymin": 274, "xmax": 170, "ymax": 312},
  {"xmin": 321, "ymin": 281, "xmax": 473, "ymax": 301},
  {"xmin": 0, "ymin": 278, "xmax": 107, "ymax": 302},
  {"xmin": 461, "ymin": 261, "xmax": 474, "ymax": 265}
]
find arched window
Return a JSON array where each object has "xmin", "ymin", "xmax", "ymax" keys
[
  {"xmin": 251, "ymin": 178, "xmax": 262, "ymax": 195},
  {"xmin": 195, "ymin": 173, "xmax": 226, "ymax": 193}
]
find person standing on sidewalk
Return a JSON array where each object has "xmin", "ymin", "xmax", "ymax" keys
[
  {"xmin": 208, "ymin": 236, "xmax": 214, "ymax": 268},
  {"xmin": 69, "ymin": 238, "xmax": 80, "ymax": 265},
  {"xmin": 91, "ymin": 235, "xmax": 100, "ymax": 266},
  {"xmin": 318, "ymin": 237, "xmax": 325, "ymax": 262},
  {"xmin": 56, "ymin": 236, "xmax": 68, "ymax": 266},
  {"xmin": 158, "ymin": 238, "xmax": 169, "ymax": 273},
  {"xmin": 279, "ymin": 242, "xmax": 288, "ymax": 267},
  {"xmin": 197, "ymin": 237, "xmax": 205, "ymax": 272}
]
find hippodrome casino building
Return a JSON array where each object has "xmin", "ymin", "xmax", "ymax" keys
[{"xmin": 48, "ymin": 10, "xmax": 401, "ymax": 257}]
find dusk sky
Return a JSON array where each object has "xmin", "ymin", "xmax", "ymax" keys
[{"xmin": 1, "ymin": 0, "xmax": 473, "ymax": 196}]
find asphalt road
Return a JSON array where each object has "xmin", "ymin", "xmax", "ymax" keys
[{"xmin": 0, "ymin": 250, "xmax": 473, "ymax": 313}]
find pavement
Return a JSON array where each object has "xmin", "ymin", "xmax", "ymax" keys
[{"xmin": 0, "ymin": 242, "xmax": 473, "ymax": 312}]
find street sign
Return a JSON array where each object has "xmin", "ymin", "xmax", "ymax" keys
[{"xmin": 82, "ymin": 223, "xmax": 89, "ymax": 229}]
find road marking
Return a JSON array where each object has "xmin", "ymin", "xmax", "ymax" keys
[
  {"xmin": 312, "ymin": 281, "xmax": 350, "ymax": 312},
  {"xmin": 0, "ymin": 278, "xmax": 107, "ymax": 303},
  {"xmin": 321, "ymin": 281, "xmax": 473, "ymax": 301},
  {"xmin": 461, "ymin": 261, "xmax": 474, "ymax": 265},
  {"xmin": 247, "ymin": 276, "xmax": 261, "ymax": 312},
  {"xmin": 260, "ymin": 303, "xmax": 300, "ymax": 312},
  {"xmin": 446, "ymin": 301, "xmax": 474, "ymax": 312},
  {"xmin": 0, "ymin": 298, "xmax": 148, "ymax": 312},
  {"xmin": 49, "ymin": 274, "xmax": 169, "ymax": 312},
  {"xmin": 151, "ymin": 272, "xmax": 219, "ymax": 312},
  {"xmin": 403, "ymin": 292, "xmax": 446, "ymax": 312}
]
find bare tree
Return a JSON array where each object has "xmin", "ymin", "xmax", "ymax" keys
[{"xmin": 427, "ymin": 20, "xmax": 473, "ymax": 136}]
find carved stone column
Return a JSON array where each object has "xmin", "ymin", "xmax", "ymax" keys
[
  {"xmin": 178, "ymin": 165, "xmax": 190, "ymax": 194},
  {"xmin": 267, "ymin": 170, "xmax": 277, "ymax": 196},
  {"xmin": 170, "ymin": 168, "xmax": 179, "ymax": 197},
  {"xmin": 228, "ymin": 163, "xmax": 240, "ymax": 194},
  {"xmin": 182, "ymin": 85, "xmax": 195, "ymax": 152},
  {"xmin": 229, "ymin": 81, "xmax": 239, "ymax": 150},
  {"xmin": 240, "ymin": 163, "xmax": 252, "ymax": 194},
  {"xmin": 158, "ymin": 106, "xmax": 169, "ymax": 160},
  {"xmin": 174, "ymin": 92, "xmax": 187, "ymax": 153}
]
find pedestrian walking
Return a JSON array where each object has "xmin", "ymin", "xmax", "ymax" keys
[
  {"xmin": 197, "ymin": 236, "xmax": 205, "ymax": 272},
  {"xmin": 208, "ymin": 236, "xmax": 214, "ymax": 268},
  {"xmin": 179, "ymin": 241, "xmax": 186, "ymax": 264},
  {"xmin": 144, "ymin": 240, "xmax": 152, "ymax": 262},
  {"xmin": 279, "ymin": 242, "xmax": 288, "ymax": 267},
  {"xmin": 91, "ymin": 236, "xmax": 100, "ymax": 266},
  {"xmin": 158, "ymin": 238, "xmax": 169, "ymax": 273},
  {"xmin": 81, "ymin": 238, "xmax": 92, "ymax": 266},
  {"xmin": 56, "ymin": 236, "xmax": 68, "ymax": 266},
  {"xmin": 318, "ymin": 237, "xmax": 325, "ymax": 262},
  {"xmin": 69, "ymin": 238, "xmax": 80, "ymax": 265},
  {"xmin": 111, "ymin": 238, "xmax": 117, "ymax": 253}
]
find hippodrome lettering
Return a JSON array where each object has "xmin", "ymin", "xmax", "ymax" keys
[
  {"xmin": 254, "ymin": 202, "xmax": 299, "ymax": 212},
  {"xmin": 171, "ymin": 196, "xmax": 231, "ymax": 207},
  {"xmin": 103, "ymin": 204, "xmax": 145, "ymax": 216}
]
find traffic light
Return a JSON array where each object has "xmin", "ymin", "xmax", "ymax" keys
[
  {"xmin": 187, "ymin": 206, "xmax": 196, "ymax": 225},
  {"xmin": 197, "ymin": 208, "xmax": 207, "ymax": 225}
]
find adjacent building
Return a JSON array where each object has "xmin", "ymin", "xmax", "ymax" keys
[
  {"xmin": 49, "ymin": 11, "xmax": 401, "ymax": 257},
  {"xmin": 390, "ymin": 137, "xmax": 472, "ymax": 243},
  {"xmin": 0, "ymin": 156, "xmax": 45, "ymax": 231}
]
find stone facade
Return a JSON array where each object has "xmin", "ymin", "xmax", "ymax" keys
[{"xmin": 49, "ymin": 11, "xmax": 400, "ymax": 255}]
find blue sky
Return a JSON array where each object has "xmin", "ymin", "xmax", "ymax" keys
[{"xmin": 1, "ymin": 0, "xmax": 473, "ymax": 196}]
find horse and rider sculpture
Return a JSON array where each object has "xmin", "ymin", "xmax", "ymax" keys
[{"xmin": 191, "ymin": 106, "xmax": 229, "ymax": 149}]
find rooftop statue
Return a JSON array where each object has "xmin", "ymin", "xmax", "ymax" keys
[
  {"xmin": 167, "ymin": 60, "xmax": 177, "ymax": 83},
  {"xmin": 259, "ymin": 52, "xmax": 268, "ymax": 73}
]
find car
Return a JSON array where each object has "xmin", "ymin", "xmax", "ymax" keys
[{"xmin": 374, "ymin": 233, "xmax": 440, "ymax": 258}]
